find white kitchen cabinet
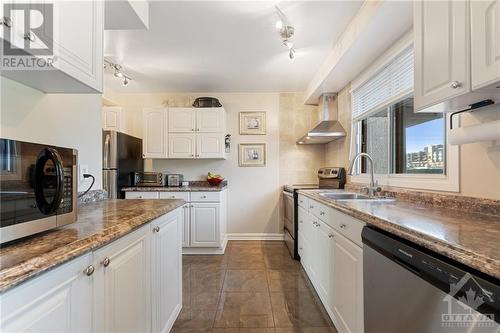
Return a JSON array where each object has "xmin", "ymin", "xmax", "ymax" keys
[
  {"xmin": 143, "ymin": 108, "xmax": 168, "ymax": 158},
  {"xmin": 471, "ymin": 0, "xmax": 500, "ymax": 90},
  {"xmin": 196, "ymin": 133, "xmax": 225, "ymax": 159},
  {"xmin": 315, "ymin": 221, "xmax": 334, "ymax": 307},
  {"xmin": 93, "ymin": 225, "xmax": 151, "ymax": 333},
  {"xmin": 0, "ymin": 254, "xmax": 93, "ymax": 333},
  {"xmin": 125, "ymin": 191, "xmax": 159, "ymax": 199},
  {"xmin": 102, "ymin": 107, "xmax": 123, "ymax": 131},
  {"xmin": 414, "ymin": 0, "xmax": 470, "ymax": 111},
  {"xmin": 169, "ymin": 108, "xmax": 196, "ymax": 133},
  {"xmin": 1, "ymin": 0, "xmax": 104, "ymax": 93},
  {"xmin": 168, "ymin": 134, "xmax": 196, "ymax": 158},
  {"xmin": 182, "ymin": 204, "xmax": 191, "ymax": 247},
  {"xmin": 151, "ymin": 210, "xmax": 183, "ymax": 333},
  {"xmin": 332, "ymin": 230, "xmax": 364, "ymax": 333},
  {"xmin": 196, "ymin": 108, "xmax": 225, "ymax": 132},
  {"xmin": 190, "ymin": 203, "xmax": 220, "ymax": 247}
]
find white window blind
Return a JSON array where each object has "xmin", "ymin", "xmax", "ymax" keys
[{"xmin": 351, "ymin": 45, "xmax": 414, "ymax": 121}]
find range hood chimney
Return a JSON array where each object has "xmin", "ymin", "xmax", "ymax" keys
[{"xmin": 297, "ymin": 93, "xmax": 347, "ymax": 145}]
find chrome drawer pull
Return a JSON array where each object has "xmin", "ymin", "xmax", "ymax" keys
[{"xmin": 340, "ymin": 224, "xmax": 346, "ymax": 229}]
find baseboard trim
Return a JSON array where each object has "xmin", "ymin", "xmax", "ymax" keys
[{"xmin": 226, "ymin": 233, "xmax": 285, "ymax": 241}]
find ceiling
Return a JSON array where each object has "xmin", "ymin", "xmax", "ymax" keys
[{"xmin": 103, "ymin": 1, "xmax": 363, "ymax": 93}]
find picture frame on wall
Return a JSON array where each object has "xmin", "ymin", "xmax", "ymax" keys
[
  {"xmin": 239, "ymin": 143, "xmax": 266, "ymax": 167},
  {"xmin": 239, "ymin": 112, "xmax": 266, "ymax": 135}
]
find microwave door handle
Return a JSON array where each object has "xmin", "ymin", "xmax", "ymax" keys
[
  {"xmin": 103, "ymin": 134, "xmax": 111, "ymax": 169},
  {"xmin": 34, "ymin": 148, "xmax": 65, "ymax": 214}
]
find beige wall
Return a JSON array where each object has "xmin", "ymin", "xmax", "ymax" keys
[
  {"xmin": 1, "ymin": 77, "xmax": 102, "ymax": 192},
  {"xmin": 324, "ymin": 83, "xmax": 500, "ymax": 200},
  {"xmin": 104, "ymin": 92, "xmax": 282, "ymax": 234},
  {"xmin": 279, "ymin": 93, "xmax": 325, "ymax": 186}
]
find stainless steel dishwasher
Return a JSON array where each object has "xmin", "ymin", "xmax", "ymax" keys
[{"xmin": 362, "ymin": 226, "xmax": 500, "ymax": 333}]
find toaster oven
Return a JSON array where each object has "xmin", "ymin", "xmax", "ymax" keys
[{"xmin": 133, "ymin": 172, "xmax": 166, "ymax": 187}]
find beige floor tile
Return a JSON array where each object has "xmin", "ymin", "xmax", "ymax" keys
[
  {"xmin": 214, "ymin": 292, "xmax": 274, "ymax": 328},
  {"xmin": 223, "ymin": 270, "xmax": 269, "ymax": 292}
]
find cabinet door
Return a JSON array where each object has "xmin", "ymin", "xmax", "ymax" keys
[
  {"xmin": 143, "ymin": 108, "xmax": 167, "ymax": 158},
  {"xmin": 471, "ymin": 0, "xmax": 500, "ymax": 90},
  {"xmin": 168, "ymin": 134, "xmax": 196, "ymax": 159},
  {"xmin": 315, "ymin": 221, "xmax": 334, "ymax": 307},
  {"xmin": 125, "ymin": 191, "xmax": 159, "ymax": 199},
  {"xmin": 102, "ymin": 107, "xmax": 122, "ymax": 131},
  {"xmin": 332, "ymin": 231, "xmax": 364, "ymax": 333},
  {"xmin": 93, "ymin": 226, "xmax": 151, "ymax": 333},
  {"xmin": 152, "ymin": 211, "xmax": 183, "ymax": 333},
  {"xmin": 414, "ymin": 0, "xmax": 470, "ymax": 110},
  {"xmin": 196, "ymin": 108, "xmax": 225, "ymax": 132},
  {"xmin": 182, "ymin": 204, "xmax": 190, "ymax": 247},
  {"xmin": 0, "ymin": 254, "xmax": 92, "ymax": 333},
  {"xmin": 169, "ymin": 108, "xmax": 196, "ymax": 133},
  {"xmin": 196, "ymin": 133, "xmax": 224, "ymax": 159},
  {"xmin": 190, "ymin": 203, "xmax": 220, "ymax": 247}
]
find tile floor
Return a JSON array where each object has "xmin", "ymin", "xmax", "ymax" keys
[{"xmin": 172, "ymin": 240, "xmax": 338, "ymax": 333}]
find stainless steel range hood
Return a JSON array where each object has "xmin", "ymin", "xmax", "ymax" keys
[{"xmin": 297, "ymin": 93, "xmax": 346, "ymax": 145}]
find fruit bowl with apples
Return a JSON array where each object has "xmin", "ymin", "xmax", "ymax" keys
[{"xmin": 207, "ymin": 172, "xmax": 224, "ymax": 186}]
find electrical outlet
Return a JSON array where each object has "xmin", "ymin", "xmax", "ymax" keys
[{"xmin": 79, "ymin": 164, "xmax": 89, "ymax": 182}]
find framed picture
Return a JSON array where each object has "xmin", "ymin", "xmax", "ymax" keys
[
  {"xmin": 239, "ymin": 143, "xmax": 266, "ymax": 167},
  {"xmin": 239, "ymin": 112, "xmax": 266, "ymax": 135}
]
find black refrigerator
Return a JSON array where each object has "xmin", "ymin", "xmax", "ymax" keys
[{"xmin": 102, "ymin": 130, "xmax": 143, "ymax": 199}]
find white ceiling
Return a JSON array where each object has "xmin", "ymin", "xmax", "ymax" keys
[{"xmin": 104, "ymin": 1, "xmax": 363, "ymax": 93}]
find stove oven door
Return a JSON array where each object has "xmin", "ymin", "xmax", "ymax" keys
[{"xmin": 283, "ymin": 190, "xmax": 295, "ymax": 238}]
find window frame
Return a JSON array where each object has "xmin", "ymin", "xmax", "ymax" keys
[{"xmin": 350, "ymin": 94, "xmax": 459, "ymax": 192}]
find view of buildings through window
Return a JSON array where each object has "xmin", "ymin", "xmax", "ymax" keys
[{"xmin": 360, "ymin": 97, "xmax": 445, "ymax": 175}]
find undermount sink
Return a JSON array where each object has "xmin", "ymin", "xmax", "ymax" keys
[
  {"xmin": 318, "ymin": 192, "xmax": 395, "ymax": 202},
  {"xmin": 319, "ymin": 193, "xmax": 371, "ymax": 200}
]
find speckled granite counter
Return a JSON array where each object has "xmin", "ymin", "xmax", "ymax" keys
[
  {"xmin": 0, "ymin": 199, "xmax": 185, "ymax": 293},
  {"xmin": 122, "ymin": 180, "xmax": 227, "ymax": 192},
  {"xmin": 298, "ymin": 190, "xmax": 500, "ymax": 280}
]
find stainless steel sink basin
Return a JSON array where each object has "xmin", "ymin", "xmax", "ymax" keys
[{"xmin": 319, "ymin": 193, "xmax": 371, "ymax": 200}]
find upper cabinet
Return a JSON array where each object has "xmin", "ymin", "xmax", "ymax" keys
[
  {"xmin": 414, "ymin": 0, "xmax": 470, "ymax": 110},
  {"xmin": 1, "ymin": 1, "xmax": 103, "ymax": 93},
  {"xmin": 144, "ymin": 107, "xmax": 226, "ymax": 160},
  {"xmin": 471, "ymin": 0, "xmax": 500, "ymax": 90},
  {"xmin": 414, "ymin": 0, "xmax": 500, "ymax": 112},
  {"xmin": 102, "ymin": 107, "xmax": 123, "ymax": 132},
  {"xmin": 143, "ymin": 108, "xmax": 168, "ymax": 159}
]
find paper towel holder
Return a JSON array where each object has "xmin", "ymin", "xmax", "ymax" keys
[{"xmin": 449, "ymin": 99, "xmax": 495, "ymax": 130}]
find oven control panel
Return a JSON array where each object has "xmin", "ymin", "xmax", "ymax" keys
[{"xmin": 318, "ymin": 167, "xmax": 345, "ymax": 179}]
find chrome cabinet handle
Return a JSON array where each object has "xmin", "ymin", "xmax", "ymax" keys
[
  {"xmin": 84, "ymin": 265, "xmax": 95, "ymax": 276},
  {"xmin": 451, "ymin": 81, "xmax": 462, "ymax": 89},
  {"xmin": 299, "ymin": 220, "xmax": 303, "ymax": 224},
  {"xmin": 201, "ymin": 195, "xmax": 207, "ymax": 199},
  {"xmin": 153, "ymin": 226, "xmax": 160, "ymax": 233},
  {"xmin": 328, "ymin": 234, "xmax": 334, "ymax": 238},
  {"xmin": 316, "ymin": 223, "xmax": 320, "ymax": 227},
  {"xmin": 137, "ymin": 196, "xmax": 143, "ymax": 199},
  {"xmin": 191, "ymin": 128, "xmax": 195, "ymax": 131},
  {"xmin": 310, "ymin": 205, "xmax": 314, "ymax": 209},
  {"xmin": 191, "ymin": 154, "xmax": 194, "ymax": 157},
  {"xmin": 142, "ymin": 154, "xmax": 145, "ymax": 158},
  {"xmin": 320, "ymin": 211, "xmax": 325, "ymax": 216},
  {"xmin": 340, "ymin": 224, "xmax": 346, "ymax": 229},
  {"xmin": 299, "ymin": 247, "xmax": 303, "ymax": 250},
  {"xmin": 102, "ymin": 257, "xmax": 111, "ymax": 267},
  {"xmin": 195, "ymin": 154, "xmax": 200, "ymax": 158},
  {"xmin": 171, "ymin": 195, "xmax": 176, "ymax": 198}
]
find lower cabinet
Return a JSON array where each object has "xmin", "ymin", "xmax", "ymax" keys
[
  {"xmin": 0, "ymin": 254, "xmax": 93, "ymax": 333},
  {"xmin": 190, "ymin": 203, "xmax": 220, "ymax": 247},
  {"xmin": 0, "ymin": 208, "xmax": 184, "ymax": 333},
  {"xmin": 298, "ymin": 197, "xmax": 364, "ymax": 333},
  {"xmin": 93, "ymin": 225, "xmax": 151, "ymax": 333}
]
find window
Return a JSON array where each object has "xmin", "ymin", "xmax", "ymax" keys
[{"xmin": 357, "ymin": 97, "xmax": 446, "ymax": 175}]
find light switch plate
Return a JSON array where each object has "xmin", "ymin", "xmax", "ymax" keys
[{"xmin": 79, "ymin": 164, "xmax": 89, "ymax": 182}]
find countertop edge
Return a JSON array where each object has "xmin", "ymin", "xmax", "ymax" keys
[
  {"xmin": 298, "ymin": 191, "xmax": 500, "ymax": 280},
  {"xmin": 121, "ymin": 186, "xmax": 227, "ymax": 192},
  {"xmin": 0, "ymin": 199, "xmax": 185, "ymax": 294}
]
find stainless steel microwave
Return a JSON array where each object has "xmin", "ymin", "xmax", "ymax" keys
[{"xmin": 0, "ymin": 139, "xmax": 78, "ymax": 244}]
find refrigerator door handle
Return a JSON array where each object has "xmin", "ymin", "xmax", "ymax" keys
[{"xmin": 103, "ymin": 133, "xmax": 111, "ymax": 169}]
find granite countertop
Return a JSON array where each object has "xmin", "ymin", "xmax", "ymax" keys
[
  {"xmin": 0, "ymin": 199, "xmax": 185, "ymax": 293},
  {"xmin": 299, "ymin": 190, "xmax": 500, "ymax": 280},
  {"xmin": 122, "ymin": 181, "xmax": 227, "ymax": 192}
]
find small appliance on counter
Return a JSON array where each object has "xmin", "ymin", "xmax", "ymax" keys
[
  {"xmin": 0, "ymin": 138, "xmax": 78, "ymax": 244},
  {"xmin": 133, "ymin": 172, "xmax": 166, "ymax": 187},
  {"xmin": 166, "ymin": 174, "xmax": 184, "ymax": 187},
  {"xmin": 283, "ymin": 167, "xmax": 346, "ymax": 260}
]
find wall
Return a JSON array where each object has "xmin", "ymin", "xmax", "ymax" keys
[
  {"xmin": 104, "ymin": 92, "xmax": 282, "ymax": 234},
  {"xmin": 1, "ymin": 77, "xmax": 102, "ymax": 192},
  {"xmin": 325, "ymin": 83, "xmax": 500, "ymax": 200}
]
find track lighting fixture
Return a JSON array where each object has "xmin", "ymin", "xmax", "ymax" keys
[
  {"xmin": 275, "ymin": 6, "xmax": 296, "ymax": 61},
  {"xmin": 104, "ymin": 59, "xmax": 132, "ymax": 87}
]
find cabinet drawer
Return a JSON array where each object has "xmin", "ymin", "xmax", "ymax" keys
[
  {"xmin": 125, "ymin": 192, "xmax": 159, "ymax": 199},
  {"xmin": 309, "ymin": 200, "xmax": 330, "ymax": 222},
  {"xmin": 297, "ymin": 194, "xmax": 309, "ymax": 210},
  {"xmin": 190, "ymin": 191, "xmax": 220, "ymax": 202},
  {"xmin": 159, "ymin": 192, "xmax": 190, "ymax": 201},
  {"xmin": 330, "ymin": 209, "xmax": 365, "ymax": 247}
]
